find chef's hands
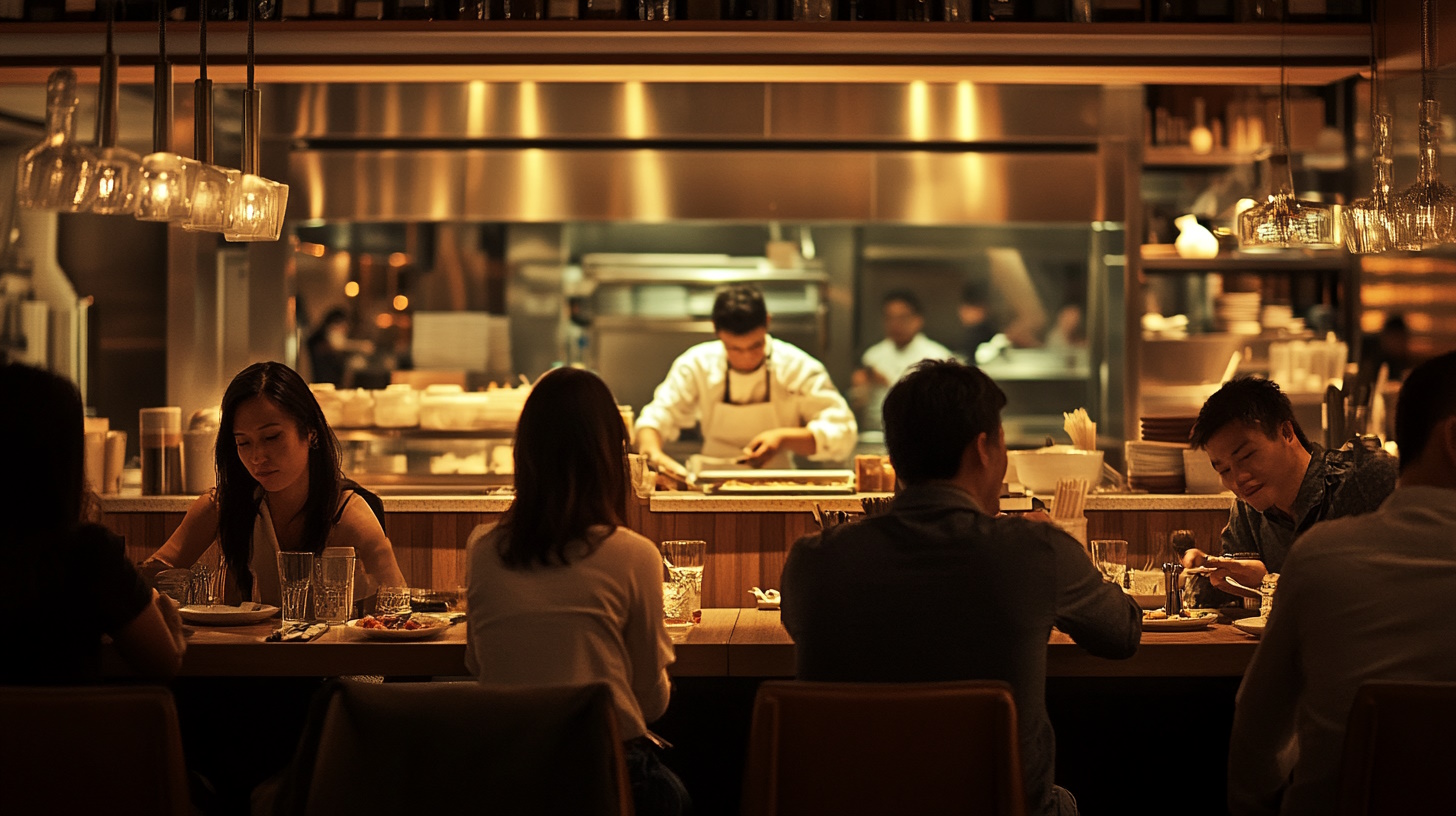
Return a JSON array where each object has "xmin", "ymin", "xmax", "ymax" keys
[
  {"xmin": 1181, "ymin": 548, "xmax": 1267, "ymax": 595},
  {"xmin": 636, "ymin": 428, "xmax": 689, "ymax": 484},
  {"xmin": 740, "ymin": 428, "xmax": 818, "ymax": 468}
]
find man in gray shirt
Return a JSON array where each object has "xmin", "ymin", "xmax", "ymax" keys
[
  {"xmin": 1178, "ymin": 378, "xmax": 1398, "ymax": 607},
  {"xmin": 781, "ymin": 359, "xmax": 1141, "ymax": 816}
]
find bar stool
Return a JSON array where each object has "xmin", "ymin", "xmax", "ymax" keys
[
  {"xmin": 1336, "ymin": 680, "xmax": 1456, "ymax": 816},
  {"xmin": 0, "ymin": 685, "xmax": 191, "ymax": 816},
  {"xmin": 741, "ymin": 680, "xmax": 1025, "ymax": 816}
]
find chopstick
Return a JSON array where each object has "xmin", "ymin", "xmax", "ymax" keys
[{"xmin": 1051, "ymin": 477, "xmax": 1087, "ymax": 519}]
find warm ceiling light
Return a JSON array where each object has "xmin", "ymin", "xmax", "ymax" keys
[
  {"xmin": 181, "ymin": 8, "xmax": 238, "ymax": 235},
  {"xmin": 16, "ymin": 68, "xmax": 96, "ymax": 212},
  {"xmin": 344, "ymin": 281, "xmax": 360, "ymax": 298},
  {"xmin": 1237, "ymin": 6, "xmax": 1335, "ymax": 252},
  {"xmin": 135, "ymin": 0, "xmax": 199, "ymax": 222},
  {"xmin": 88, "ymin": 6, "xmax": 141, "ymax": 216},
  {"xmin": 224, "ymin": 1, "xmax": 289, "ymax": 243},
  {"xmin": 388, "ymin": 252, "xmax": 408, "ymax": 267},
  {"xmin": 393, "ymin": 295, "xmax": 409, "ymax": 311},
  {"xmin": 1390, "ymin": 3, "xmax": 1456, "ymax": 252}
]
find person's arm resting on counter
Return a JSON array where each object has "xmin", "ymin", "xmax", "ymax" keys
[{"xmin": 1049, "ymin": 524, "xmax": 1141, "ymax": 658}]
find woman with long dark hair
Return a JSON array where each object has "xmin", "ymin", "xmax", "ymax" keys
[
  {"xmin": 1, "ymin": 363, "xmax": 184, "ymax": 682},
  {"xmin": 144, "ymin": 361, "xmax": 404, "ymax": 604},
  {"xmin": 465, "ymin": 366, "xmax": 689, "ymax": 816}
]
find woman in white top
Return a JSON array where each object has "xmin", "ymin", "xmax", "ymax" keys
[
  {"xmin": 466, "ymin": 366, "xmax": 688, "ymax": 816},
  {"xmin": 145, "ymin": 362, "xmax": 405, "ymax": 606}
]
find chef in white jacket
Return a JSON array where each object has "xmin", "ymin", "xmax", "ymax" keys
[{"xmin": 636, "ymin": 285, "xmax": 858, "ymax": 475}]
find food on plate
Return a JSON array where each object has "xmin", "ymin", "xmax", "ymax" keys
[
  {"xmin": 357, "ymin": 614, "xmax": 440, "ymax": 631},
  {"xmin": 1142, "ymin": 608, "xmax": 1214, "ymax": 621},
  {"xmin": 718, "ymin": 479, "xmax": 806, "ymax": 489}
]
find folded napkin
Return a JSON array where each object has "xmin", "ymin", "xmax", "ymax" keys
[{"xmin": 266, "ymin": 622, "xmax": 330, "ymax": 642}]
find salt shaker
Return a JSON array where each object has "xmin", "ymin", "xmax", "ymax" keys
[{"xmin": 1162, "ymin": 562, "xmax": 1185, "ymax": 617}]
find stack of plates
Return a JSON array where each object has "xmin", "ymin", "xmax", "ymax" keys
[
  {"xmin": 1140, "ymin": 415, "xmax": 1196, "ymax": 444},
  {"xmin": 1216, "ymin": 292, "xmax": 1262, "ymax": 335},
  {"xmin": 1125, "ymin": 440, "xmax": 1188, "ymax": 493}
]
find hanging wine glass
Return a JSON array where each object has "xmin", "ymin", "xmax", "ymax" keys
[
  {"xmin": 89, "ymin": 0, "xmax": 143, "ymax": 216},
  {"xmin": 16, "ymin": 68, "xmax": 98, "ymax": 213},
  {"xmin": 1237, "ymin": 1, "xmax": 1336, "ymax": 251},
  {"xmin": 224, "ymin": 0, "xmax": 289, "ymax": 242},
  {"xmin": 1343, "ymin": 2, "xmax": 1395, "ymax": 254},
  {"xmin": 1390, "ymin": 0, "xmax": 1456, "ymax": 251},
  {"xmin": 136, "ymin": 0, "xmax": 200, "ymax": 222}
]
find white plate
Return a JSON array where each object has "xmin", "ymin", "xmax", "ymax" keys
[
  {"xmin": 179, "ymin": 604, "xmax": 280, "ymax": 625},
  {"xmin": 347, "ymin": 617, "xmax": 452, "ymax": 641},
  {"xmin": 1141, "ymin": 611, "xmax": 1219, "ymax": 631},
  {"xmin": 1232, "ymin": 617, "xmax": 1266, "ymax": 638}
]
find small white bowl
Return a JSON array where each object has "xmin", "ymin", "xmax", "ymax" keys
[{"xmin": 1006, "ymin": 446, "xmax": 1104, "ymax": 496}]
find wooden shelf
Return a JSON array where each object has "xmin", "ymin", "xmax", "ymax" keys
[
  {"xmin": 1140, "ymin": 252, "xmax": 1351, "ymax": 272},
  {"xmin": 0, "ymin": 21, "xmax": 1369, "ymax": 84}
]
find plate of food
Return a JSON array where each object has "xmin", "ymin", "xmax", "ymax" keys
[
  {"xmin": 179, "ymin": 603, "xmax": 280, "ymax": 625},
  {"xmin": 1140, "ymin": 609, "xmax": 1219, "ymax": 631},
  {"xmin": 348, "ymin": 614, "xmax": 453, "ymax": 641},
  {"xmin": 1232, "ymin": 616, "xmax": 1266, "ymax": 638}
]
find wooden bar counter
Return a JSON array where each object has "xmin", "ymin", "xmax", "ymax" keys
[
  {"xmin": 100, "ymin": 490, "xmax": 1236, "ymax": 610},
  {"xmin": 108, "ymin": 608, "xmax": 1258, "ymax": 679}
]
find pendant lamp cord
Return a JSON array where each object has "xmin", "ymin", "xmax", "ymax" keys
[
  {"xmin": 1421, "ymin": 0, "xmax": 1433, "ymax": 103},
  {"xmin": 247, "ymin": 0, "xmax": 255, "ymax": 91},
  {"xmin": 1278, "ymin": 0, "xmax": 1293, "ymax": 193},
  {"xmin": 199, "ymin": 2, "xmax": 207, "ymax": 84}
]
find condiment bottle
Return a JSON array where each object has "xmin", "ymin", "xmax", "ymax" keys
[{"xmin": 1162, "ymin": 562, "xmax": 1185, "ymax": 617}]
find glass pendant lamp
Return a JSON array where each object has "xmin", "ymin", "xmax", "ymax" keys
[
  {"xmin": 224, "ymin": 1, "xmax": 289, "ymax": 243},
  {"xmin": 1390, "ymin": 0, "xmax": 1456, "ymax": 251},
  {"xmin": 16, "ymin": 68, "xmax": 97, "ymax": 212},
  {"xmin": 182, "ymin": 5, "xmax": 239, "ymax": 234},
  {"xmin": 89, "ymin": 1, "xmax": 143, "ymax": 216},
  {"xmin": 1343, "ymin": 3, "xmax": 1395, "ymax": 254},
  {"xmin": 136, "ymin": 0, "xmax": 200, "ymax": 222},
  {"xmin": 1237, "ymin": 0, "xmax": 1336, "ymax": 251}
]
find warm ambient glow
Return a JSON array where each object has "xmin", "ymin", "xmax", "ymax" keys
[
  {"xmin": 388, "ymin": 252, "xmax": 409, "ymax": 267},
  {"xmin": 299, "ymin": 241, "xmax": 326, "ymax": 257},
  {"xmin": 392, "ymin": 295, "xmax": 409, "ymax": 311},
  {"xmin": 374, "ymin": 312, "xmax": 394, "ymax": 329},
  {"xmin": 344, "ymin": 281, "xmax": 360, "ymax": 298}
]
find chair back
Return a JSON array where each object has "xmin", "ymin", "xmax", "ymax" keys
[
  {"xmin": 742, "ymin": 680, "xmax": 1025, "ymax": 816},
  {"xmin": 294, "ymin": 680, "xmax": 632, "ymax": 815},
  {"xmin": 1336, "ymin": 680, "xmax": 1456, "ymax": 816},
  {"xmin": 0, "ymin": 685, "xmax": 190, "ymax": 816}
]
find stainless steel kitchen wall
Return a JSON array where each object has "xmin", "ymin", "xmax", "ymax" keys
[{"xmin": 274, "ymin": 82, "xmax": 1114, "ymax": 225}]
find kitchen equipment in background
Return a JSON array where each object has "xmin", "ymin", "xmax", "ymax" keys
[
  {"xmin": 182, "ymin": 407, "xmax": 221, "ymax": 495},
  {"xmin": 1125, "ymin": 440, "xmax": 1187, "ymax": 493},
  {"xmin": 1182, "ymin": 448, "xmax": 1223, "ymax": 494}
]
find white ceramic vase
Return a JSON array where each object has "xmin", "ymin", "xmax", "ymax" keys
[{"xmin": 1174, "ymin": 214, "xmax": 1220, "ymax": 259}]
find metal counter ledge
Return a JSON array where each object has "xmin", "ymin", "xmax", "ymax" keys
[{"xmin": 106, "ymin": 608, "xmax": 1256, "ymax": 679}]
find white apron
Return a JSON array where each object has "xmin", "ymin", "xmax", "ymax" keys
[{"xmin": 701, "ymin": 361, "xmax": 794, "ymax": 470}]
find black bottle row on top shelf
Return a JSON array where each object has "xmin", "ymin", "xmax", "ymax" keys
[{"xmin": 0, "ymin": 0, "xmax": 1368, "ymax": 21}]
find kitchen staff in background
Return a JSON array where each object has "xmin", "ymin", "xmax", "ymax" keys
[
  {"xmin": 635, "ymin": 284, "xmax": 857, "ymax": 475},
  {"xmin": 855, "ymin": 289, "xmax": 955, "ymax": 387}
]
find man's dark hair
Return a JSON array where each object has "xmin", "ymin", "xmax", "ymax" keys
[
  {"xmin": 883, "ymin": 359, "xmax": 1006, "ymax": 485},
  {"xmin": 1395, "ymin": 350, "xmax": 1456, "ymax": 473},
  {"xmin": 711, "ymin": 285, "xmax": 769, "ymax": 335},
  {"xmin": 1189, "ymin": 377, "xmax": 1311, "ymax": 450},
  {"xmin": 882, "ymin": 289, "xmax": 922, "ymax": 315}
]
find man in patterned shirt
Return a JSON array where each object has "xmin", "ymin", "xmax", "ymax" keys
[{"xmin": 1178, "ymin": 377, "xmax": 1398, "ymax": 607}]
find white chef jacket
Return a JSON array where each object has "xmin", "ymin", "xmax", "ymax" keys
[
  {"xmin": 860, "ymin": 332, "xmax": 955, "ymax": 384},
  {"xmin": 635, "ymin": 335, "xmax": 858, "ymax": 465}
]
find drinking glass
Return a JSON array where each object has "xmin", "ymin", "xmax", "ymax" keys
[
  {"xmin": 314, "ymin": 547, "xmax": 356, "ymax": 624},
  {"xmin": 277, "ymin": 551, "xmax": 315, "ymax": 624},
  {"xmin": 661, "ymin": 540, "xmax": 705, "ymax": 623},
  {"xmin": 376, "ymin": 585, "xmax": 412, "ymax": 617},
  {"xmin": 1090, "ymin": 539, "xmax": 1127, "ymax": 586},
  {"xmin": 155, "ymin": 569, "xmax": 193, "ymax": 605},
  {"xmin": 190, "ymin": 560, "xmax": 228, "ymax": 606}
]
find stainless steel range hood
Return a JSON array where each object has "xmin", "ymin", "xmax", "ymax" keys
[{"xmin": 271, "ymin": 82, "xmax": 1120, "ymax": 225}]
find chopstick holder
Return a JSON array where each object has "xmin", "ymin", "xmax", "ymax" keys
[{"xmin": 266, "ymin": 622, "xmax": 330, "ymax": 642}]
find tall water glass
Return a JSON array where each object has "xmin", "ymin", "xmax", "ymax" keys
[
  {"xmin": 661, "ymin": 540, "xmax": 705, "ymax": 623},
  {"xmin": 314, "ymin": 546, "xmax": 356, "ymax": 624},
  {"xmin": 277, "ymin": 551, "xmax": 315, "ymax": 624}
]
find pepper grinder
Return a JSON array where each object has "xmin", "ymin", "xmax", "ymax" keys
[{"xmin": 1162, "ymin": 562, "xmax": 1185, "ymax": 617}]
